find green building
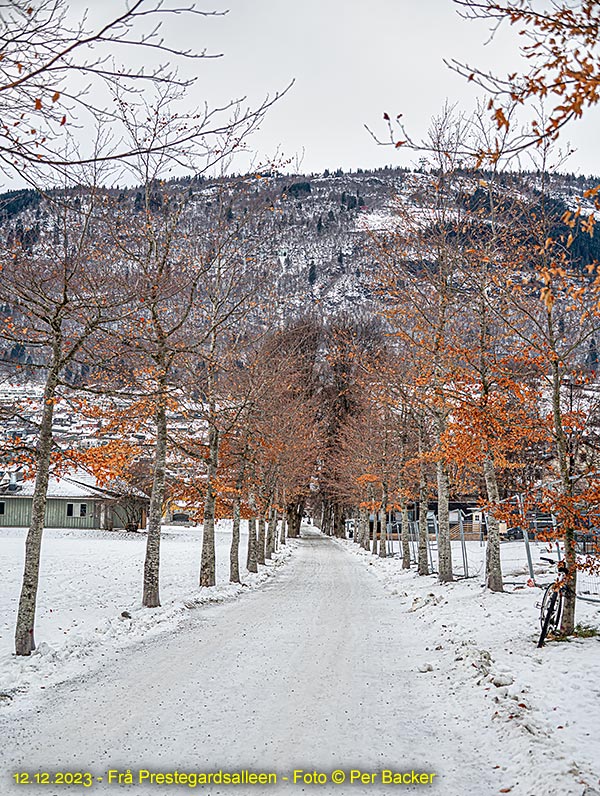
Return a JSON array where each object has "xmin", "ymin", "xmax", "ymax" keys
[{"xmin": 0, "ymin": 470, "xmax": 148, "ymax": 531}]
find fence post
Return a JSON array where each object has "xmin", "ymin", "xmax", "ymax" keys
[
  {"xmin": 459, "ymin": 510, "xmax": 469, "ymax": 578},
  {"xmin": 517, "ymin": 494, "xmax": 535, "ymax": 581},
  {"xmin": 431, "ymin": 512, "xmax": 439, "ymax": 573},
  {"xmin": 550, "ymin": 514, "xmax": 563, "ymax": 561},
  {"xmin": 428, "ymin": 536, "xmax": 435, "ymax": 573}
]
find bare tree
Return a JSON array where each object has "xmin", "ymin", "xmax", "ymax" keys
[
  {"xmin": 0, "ymin": 186, "xmax": 128, "ymax": 655},
  {"xmin": 0, "ymin": 0, "xmax": 290, "ymax": 187},
  {"xmin": 451, "ymin": 1, "xmax": 600, "ymax": 156}
]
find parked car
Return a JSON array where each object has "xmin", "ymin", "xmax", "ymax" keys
[{"xmin": 504, "ymin": 526, "xmax": 536, "ymax": 541}]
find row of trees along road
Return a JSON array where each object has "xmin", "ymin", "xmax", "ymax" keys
[
  {"xmin": 449, "ymin": 0, "xmax": 600, "ymax": 637},
  {"xmin": 1, "ymin": 171, "xmax": 325, "ymax": 653},
  {"xmin": 339, "ymin": 0, "xmax": 600, "ymax": 638},
  {"xmin": 0, "ymin": 0, "xmax": 292, "ymax": 655},
  {"xmin": 2, "ymin": 0, "xmax": 600, "ymax": 656},
  {"xmin": 347, "ymin": 93, "xmax": 599, "ymax": 640}
]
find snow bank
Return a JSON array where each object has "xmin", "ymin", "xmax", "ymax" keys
[
  {"xmin": 338, "ymin": 539, "xmax": 600, "ymax": 796},
  {"xmin": 0, "ymin": 522, "xmax": 294, "ymax": 710}
]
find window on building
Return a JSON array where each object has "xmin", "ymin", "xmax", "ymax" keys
[
  {"xmin": 67, "ymin": 503, "xmax": 88, "ymax": 518},
  {"xmin": 0, "ymin": 502, "xmax": 4, "ymax": 515}
]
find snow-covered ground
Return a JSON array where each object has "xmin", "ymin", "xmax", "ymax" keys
[
  {"xmin": 1, "ymin": 528, "xmax": 599, "ymax": 795},
  {"xmin": 0, "ymin": 521, "xmax": 292, "ymax": 707},
  {"xmin": 338, "ymin": 538, "xmax": 600, "ymax": 795}
]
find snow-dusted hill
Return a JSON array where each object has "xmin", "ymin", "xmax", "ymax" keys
[{"xmin": 2, "ymin": 166, "xmax": 598, "ymax": 329}]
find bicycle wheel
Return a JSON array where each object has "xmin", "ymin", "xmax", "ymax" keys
[{"xmin": 537, "ymin": 584, "xmax": 564, "ymax": 647}]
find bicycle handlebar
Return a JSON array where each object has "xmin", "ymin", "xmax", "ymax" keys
[{"xmin": 540, "ymin": 556, "xmax": 569, "ymax": 574}]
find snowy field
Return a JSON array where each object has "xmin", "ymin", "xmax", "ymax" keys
[
  {"xmin": 0, "ymin": 522, "xmax": 292, "ymax": 706},
  {"xmin": 339, "ymin": 538, "xmax": 600, "ymax": 795}
]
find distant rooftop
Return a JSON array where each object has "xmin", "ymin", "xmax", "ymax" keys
[{"xmin": 0, "ymin": 468, "xmax": 147, "ymax": 500}]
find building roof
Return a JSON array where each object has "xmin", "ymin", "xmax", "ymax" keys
[{"xmin": 0, "ymin": 469, "xmax": 148, "ymax": 501}]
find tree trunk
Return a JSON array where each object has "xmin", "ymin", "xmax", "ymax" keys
[
  {"xmin": 266, "ymin": 504, "xmax": 277, "ymax": 559},
  {"xmin": 328, "ymin": 503, "xmax": 335, "ymax": 536},
  {"xmin": 319, "ymin": 502, "xmax": 326, "ymax": 534},
  {"xmin": 418, "ymin": 421, "xmax": 429, "ymax": 576},
  {"xmin": 359, "ymin": 502, "xmax": 370, "ymax": 550},
  {"xmin": 322, "ymin": 503, "xmax": 331, "ymax": 536},
  {"xmin": 418, "ymin": 491, "xmax": 429, "ymax": 576},
  {"xmin": 366, "ymin": 483, "xmax": 377, "ymax": 554},
  {"xmin": 200, "ymin": 415, "xmax": 219, "ymax": 587},
  {"xmin": 286, "ymin": 504, "xmax": 296, "ymax": 538},
  {"xmin": 401, "ymin": 500, "xmax": 411, "ymax": 569},
  {"xmin": 476, "ymin": 264, "xmax": 504, "ymax": 593},
  {"xmin": 143, "ymin": 391, "xmax": 167, "ymax": 607},
  {"xmin": 246, "ymin": 516, "xmax": 258, "ymax": 573},
  {"xmin": 436, "ymin": 458, "xmax": 453, "ymax": 583},
  {"xmin": 247, "ymin": 489, "xmax": 258, "ymax": 572},
  {"xmin": 230, "ymin": 495, "xmax": 241, "ymax": 583},
  {"xmin": 287, "ymin": 501, "xmax": 303, "ymax": 538},
  {"xmin": 354, "ymin": 510, "xmax": 361, "ymax": 546},
  {"xmin": 231, "ymin": 445, "xmax": 248, "ymax": 581},
  {"xmin": 483, "ymin": 450, "xmax": 504, "ymax": 592},
  {"xmin": 333, "ymin": 504, "xmax": 345, "ymax": 538},
  {"xmin": 379, "ymin": 482, "xmax": 388, "ymax": 558},
  {"xmin": 279, "ymin": 512, "xmax": 286, "ymax": 545},
  {"xmin": 396, "ymin": 431, "xmax": 411, "ymax": 568},
  {"xmin": 14, "ymin": 361, "xmax": 60, "ymax": 656},
  {"xmin": 257, "ymin": 516, "xmax": 266, "ymax": 565},
  {"xmin": 296, "ymin": 502, "xmax": 304, "ymax": 536},
  {"xmin": 551, "ymin": 361, "xmax": 577, "ymax": 635},
  {"xmin": 561, "ymin": 530, "xmax": 577, "ymax": 635},
  {"xmin": 355, "ymin": 505, "xmax": 362, "ymax": 546}
]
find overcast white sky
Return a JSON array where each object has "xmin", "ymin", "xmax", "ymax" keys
[
  {"xmin": 159, "ymin": 0, "xmax": 599, "ymax": 176},
  {"xmin": 11, "ymin": 1, "xmax": 600, "ymax": 182}
]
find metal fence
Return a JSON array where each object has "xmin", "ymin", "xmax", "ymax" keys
[
  {"xmin": 383, "ymin": 512, "xmax": 474, "ymax": 579},
  {"xmin": 381, "ymin": 508, "xmax": 600, "ymax": 603}
]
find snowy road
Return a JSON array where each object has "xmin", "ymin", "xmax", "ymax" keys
[{"xmin": 1, "ymin": 531, "xmax": 505, "ymax": 796}]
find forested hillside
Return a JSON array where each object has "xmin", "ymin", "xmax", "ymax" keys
[{"xmin": 2, "ymin": 164, "xmax": 599, "ymax": 337}]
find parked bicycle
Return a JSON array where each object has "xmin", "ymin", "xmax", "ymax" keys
[{"xmin": 537, "ymin": 556, "xmax": 569, "ymax": 648}]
